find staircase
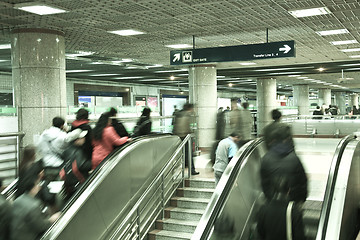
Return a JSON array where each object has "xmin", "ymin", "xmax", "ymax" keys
[{"xmin": 148, "ymin": 178, "xmax": 215, "ymax": 240}]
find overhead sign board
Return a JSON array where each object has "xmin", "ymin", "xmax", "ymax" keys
[{"xmin": 170, "ymin": 40, "xmax": 295, "ymax": 65}]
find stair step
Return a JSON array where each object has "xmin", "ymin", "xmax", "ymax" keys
[
  {"xmin": 185, "ymin": 178, "xmax": 215, "ymax": 189},
  {"xmin": 156, "ymin": 218, "xmax": 198, "ymax": 233},
  {"xmin": 165, "ymin": 207, "xmax": 204, "ymax": 221},
  {"xmin": 171, "ymin": 197, "xmax": 209, "ymax": 210},
  {"xmin": 177, "ymin": 187, "xmax": 214, "ymax": 199},
  {"xmin": 148, "ymin": 230, "xmax": 192, "ymax": 240}
]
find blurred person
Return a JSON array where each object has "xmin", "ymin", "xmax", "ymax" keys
[
  {"xmin": 17, "ymin": 146, "xmax": 56, "ymax": 209},
  {"xmin": 227, "ymin": 98, "xmax": 241, "ymax": 136},
  {"xmin": 109, "ymin": 107, "xmax": 130, "ymax": 137},
  {"xmin": 37, "ymin": 117, "xmax": 85, "ymax": 179},
  {"xmin": 60, "ymin": 130, "xmax": 92, "ymax": 201},
  {"xmin": 71, "ymin": 108, "xmax": 93, "ymax": 160},
  {"xmin": 260, "ymin": 123, "xmax": 308, "ymax": 203},
  {"xmin": 0, "ymin": 178, "xmax": 12, "ymax": 240},
  {"xmin": 213, "ymin": 132, "xmax": 240, "ymax": 185},
  {"xmin": 312, "ymin": 106, "xmax": 323, "ymax": 120},
  {"xmin": 10, "ymin": 163, "xmax": 60, "ymax": 240},
  {"xmin": 173, "ymin": 103, "xmax": 199, "ymax": 175},
  {"xmin": 239, "ymin": 102, "xmax": 253, "ymax": 140},
  {"xmin": 92, "ymin": 112, "xmax": 130, "ymax": 169},
  {"xmin": 215, "ymin": 107, "xmax": 226, "ymax": 141},
  {"xmin": 262, "ymin": 109, "xmax": 282, "ymax": 149},
  {"xmin": 172, "ymin": 105, "xmax": 179, "ymax": 125},
  {"xmin": 132, "ymin": 107, "xmax": 152, "ymax": 137},
  {"xmin": 257, "ymin": 176, "xmax": 306, "ymax": 240}
]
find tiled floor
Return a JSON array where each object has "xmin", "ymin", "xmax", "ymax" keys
[{"xmin": 189, "ymin": 138, "xmax": 342, "ymax": 201}]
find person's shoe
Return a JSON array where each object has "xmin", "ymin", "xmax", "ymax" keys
[{"xmin": 191, "ymin": 171, "xmax": 199, "ymax": 175}]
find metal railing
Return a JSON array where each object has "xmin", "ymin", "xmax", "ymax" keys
[
  {"xmin": 0, "ymin": 132, "xmax": 25, "ymax": 185},
  {"xmin": 107, "ymin": 134, "xmax": 192, "ymax": 240}
]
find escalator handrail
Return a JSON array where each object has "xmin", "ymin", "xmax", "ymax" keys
[
  {"xmin": 40, "ymin": 134, "xmax": 174, "ymax": 239},
  {"xmin": 192, "ymin": 138, "xmax": 264, "ymax": 240},
  {"xmin": 316, "ymin": 134, "xmax": 356, "ymax": 240},
  {"xmin": 108, "ymin": 134, "xmax": 191, "ymax": 239}
]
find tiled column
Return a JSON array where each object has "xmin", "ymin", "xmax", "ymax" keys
[
  {"xmin": 351, "ymin": 94, "xmax": 359, "ymax": 108},
  {"xmin": 318, "ymin": 88, "xmax": 331, "ymax": 107},
  {"xmin": 293, "ymin": 85, "xmax": 309, "ymax": 115},
  {"xmin": 335, "ymin": 92, "xmax": 346, "ymax": 114},
  {"xmin": 12, "ymin": 29, "xmax": 66, "ymax": 147},
  {"xmin": 188, "ymin": 65, "xmax": 217, "ymax": 149},
  {"xmin": 257, "ymin": 78, "xmax": 277, "ymax": 135}
]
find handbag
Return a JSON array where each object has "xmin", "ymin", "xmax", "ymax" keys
[{"xmin": 286, "ymin": 201, "xmax": 294, "ymax": 240}]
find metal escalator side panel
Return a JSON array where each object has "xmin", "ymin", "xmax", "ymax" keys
[
  {"xmin": 322, "ymin": 139, "xmax": 360, "ymax": 240},
  {"xmin": 41, "ymin": 135, "xmax": 181, "ymax": 240},
  {"xmin": 192, "ymin": 138, "xmax": 267, "ymax": 240},
  {"xmin": 315, "ymin": 134, "xmax": 356, "ymax": 240}
]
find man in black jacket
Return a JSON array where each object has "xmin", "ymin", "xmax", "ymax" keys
[{"xmin": 260, "ymin": 123, "xmax": 308, "ymax": 203}]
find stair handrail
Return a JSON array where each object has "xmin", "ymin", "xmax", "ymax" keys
[
  {"xmin": 316, "ymin": 134, "xmax": 356, "ymax": 240},
  {"xmin": 106, "ymin": 134, "xmax": 192, "ymax": 239},
  {"xmin": 192, "ymin": 138, "xmax": 263, "ymax": 240}
]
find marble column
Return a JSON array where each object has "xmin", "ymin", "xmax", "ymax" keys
[
  {"xmin": 257, "ymin": 78, "xmax": 277, "ymax": 135},
  {"xmin": 12, "ymin": 29, "xmax": 66, "ymax": 147},
  {"xmin": 350, "ymin": 94, "xmax": 359, "ymax": 109},
  {"xmin": 334, "ymin": 92, "xmax": 346, "ymax": 114},
  {"xmin": 188, "ymin": 65, "xmax": 217, "ymax": 149},
  {"xmin": 318, "ymin": 88, "xmax": 331, "ymax": 107},
  {"xmin": 293, "ymin": 85, "xmax": 309, "ymax": 115}
]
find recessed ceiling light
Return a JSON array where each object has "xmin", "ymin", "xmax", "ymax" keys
[
  {"xmin": 155, "ymin": 69, "xmax": 187, "ymax": 73},
  {"xmin": 108, "ymin": 29, "xmax": 145, "ymax": 36},
  {"xmin": 288, "ymin": 7, "xmax": 331, "ymax": 18},
  {"xmin": 350, "ymin": 55, "xmax": 360, "ymax": 58},
  {"xmin": 66, "ymin": 70, "xmax": 93, "ymax": 73},
  {"xmin": 318, "ymin": 67, "xmax": 325, "ymax": 72},
  {"xmin": 170, "ymin": 76, "xmax": 175, "ymax": 80},
  {"xmin": 340, "ymin": 48, "xmax": 360, "ymax": 53},
  {"xmin": 228, "ymin": 83, "xmax": 233, "ymax": 87},
  {"xmin": 239, "ymin": 62, "xmax": 256, "ymax": 66},
  {"xmin": 90, "ymin": 74, "xmax": 120, "ymax": 77},
  {"xmin": 165, "ymin": 44, "xmax": 192, "ymax": 49},
  {"xmin": 0, "ymin": 44, "xmax": 11, "ymax": 49},
  {"xmin": 114, "ymin": 76, "xmax": 144, "ymax": 79},
  {"xmin": 14, "ymin": 3, "xmax": 67, "ymax": 15},
  {"xmin": 330, "ymin": 40, "xmax": 358, "ymax": 45},
  {"xmin": 316, "ymin": 29, "xmax": 349, "ymax": 36}
]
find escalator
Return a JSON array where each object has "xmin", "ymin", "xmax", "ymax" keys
[
  {"xmin": 193, "ymin": 135, "xmax": 360, "ymax": 240},
  {"xmin": 2, "ymin": 134, "xmax": 183, "ymax": 240}
]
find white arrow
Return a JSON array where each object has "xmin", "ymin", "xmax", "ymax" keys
[
  {"xmin": 173, "ymin": 53, "xmax": 180, "ymax": 62},
  {"xmin": 279, "ymin": 45, "xmax": 291, "ymax": 54}
]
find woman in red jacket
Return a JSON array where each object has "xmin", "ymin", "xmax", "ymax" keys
[{"xmin": 92, "ymin": 112, "xmax": 130, "ymax": 169}]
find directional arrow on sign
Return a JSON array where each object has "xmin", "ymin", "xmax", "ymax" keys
[
  {"xmin": 173, "ymin": 53, "xmax": 180, "ymax": 62},
  {"xmin": 279, "ymin": 45, "xmax": 291, "ymax": 54}
]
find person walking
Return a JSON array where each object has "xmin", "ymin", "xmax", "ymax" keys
[
  {"xmin": 132, "ymin": 107, "xmax": 152, "ymax": 137},
  {"xmin": 213, "ymin": 132, "xmax": 240, "ymax": 185}
]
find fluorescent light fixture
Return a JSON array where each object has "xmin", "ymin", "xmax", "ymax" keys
[
  {"xmin": 217, "ymin": 76, "xmax": 226, "ymax": 78},
  {"xmin": 177, "ymin": 73, "xmax": 189, "ymax": 76},
  {"xmin": 268, "ymin": 72, "xmax": 303, "ymax": 75},
  {"xmin": 255, "ymin": 67, "xmax": 306, "ymax": 72},
  {"xmin": 330, "ymin": 40, "xmax": 358, "ymax": 45},
  {"xmin": 347, "ymin": 68, "xmax": 360, "ymax": 71},
  {"xmin": 66, "ymin": 51, "xmax": 94, "ymax": 58},
  {"xmin": 340, "ymin": 48, "xmax": 360, "ymax": 53},
  {"xmin": 14, "ymin": 3, "xmax": 67, "ymax": 15},
  {"xmin": 90, "ymin": 74, "xmax": 120, "ymax": 77},
  {"xmin": 239, "ymin": 62, "xmax": 256, "ymax": 66},
  {"xmin": 155, "ymin": 69, "xmax": 187, "ymax": 73},
  {"xmin": 0, "ymin": 60, "xmax": 8, "ymax": 62},
  {"xmin": 316, "ymin": 29, "xmax": 349, "ymax": 36},
  {"xmin": 339, "ymin": 63, "xmax": 360, "ymax": 67},
  {"xmin": 289, "ymin": 7, "xmax": 331, "ymax": 18},
  {"xmin": 66, "ymin": 70, "xmax": 93, "ymax": 73},
  {"xmin": 297, "ymin": 76, "xmax": 308, "ymax": 79},
  {"xmin": 145, "ymin": 64, "xmax": 163, "ymax": 68},
  {"xmin": 108, "ymin": 29, "xmax": 145, "ymax": 36},
  {"xmin": 350, "ymin": 55, "xmax": 360, "ymax": 58},
  {"xmin": 137, "ymin": 79, "xmax": 166, "ymax": 81},
  {"xmin": 126, "ymin": 66, "xmax": 140, "ymax": 69},
  {"xmin": 114, "ymin": 76, "xmax": 144, "ymax": 79},
  {"xmin": 288, "ymin": 75, "xmax": 301, "ymax": 77},
  {"xmin": 165, "ymin": 44, "xmax": 192, "ymax": 49},
  {"xmin": 0, "ymin": 44, "xmax": 11, "ymax": 49}
]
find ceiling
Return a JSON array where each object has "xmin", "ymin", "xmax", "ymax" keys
[{"xmin": 0, "ymin": 0, "xmax": 360, "ymax": 95}]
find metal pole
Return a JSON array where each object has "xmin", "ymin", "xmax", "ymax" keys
[
  {"xmin": 193, "ymin": 35, "xmax": 195, "ymax": 49},
  {"xmin": 188, "ymin": 137, "xmax": 192, "ymax": 178},
  {"xmin": 266, "ymin": 28, "xmax": 269, "ymax": 43}
]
